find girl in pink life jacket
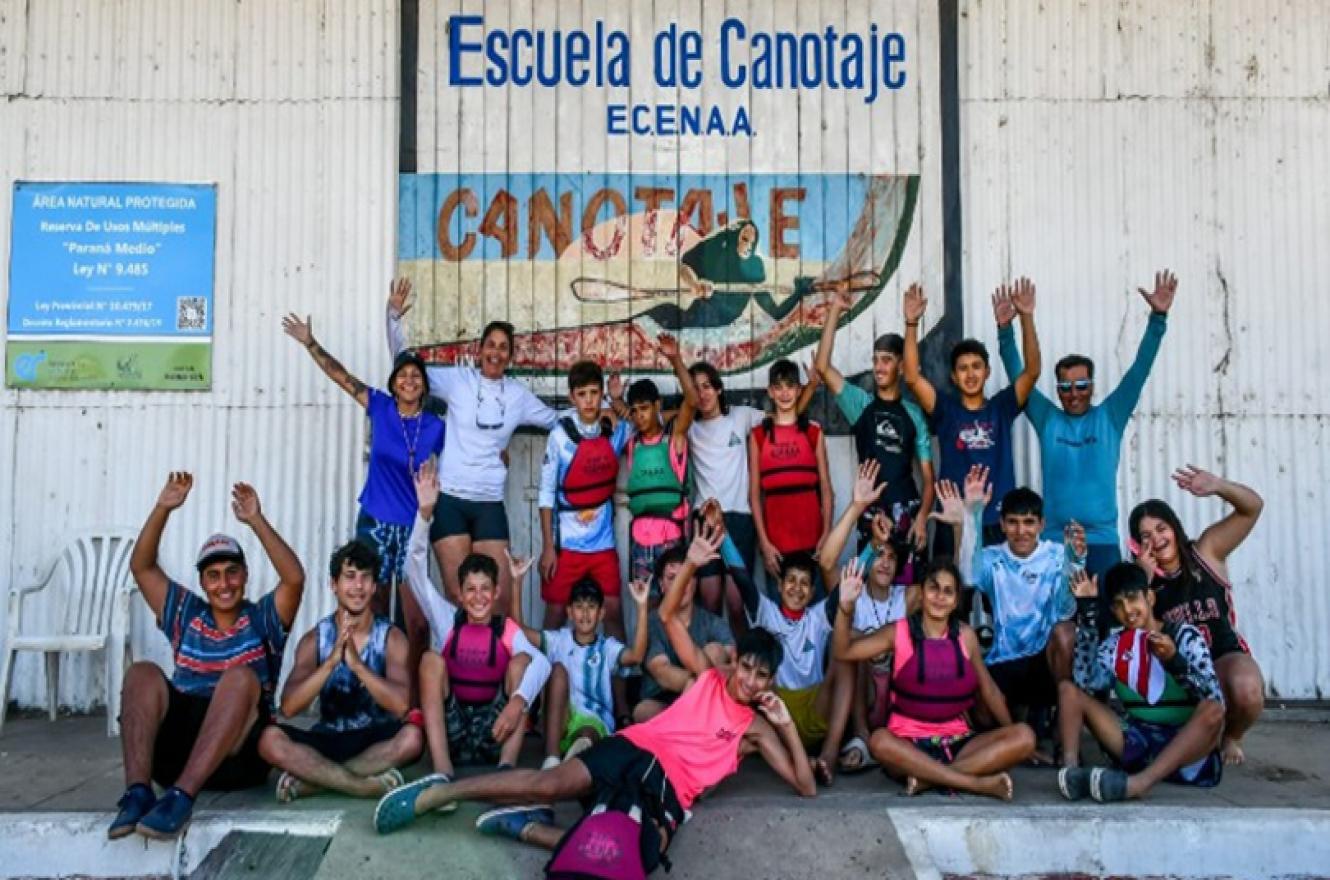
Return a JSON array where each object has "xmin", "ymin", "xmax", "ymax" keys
[
  {"xmin": 404, "ymin": 461, "xmax": 551, "ymax": 786},
  {"xmin": 832, "ymin": 556, "xmax": 1035, "ymax": 801}
]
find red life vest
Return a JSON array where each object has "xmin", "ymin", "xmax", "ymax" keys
[
  {"xmin": 890, "ymin": 615, "xmax": 977, "ymax": 724},
  {"xmin": 754, "ymin": 418, "xmax": 822, "ymax": 553},
  {"xmin": 559, "ymin": 417, "xmax": 620, "ymax": 511},
  {"xmin": 442, "ymin": 613, "xmax": 511, "ymax": 705}
]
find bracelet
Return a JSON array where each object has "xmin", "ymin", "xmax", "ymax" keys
[{"xmin": 905, "ymin": 320, "xmax": 920, "ymax": 327}]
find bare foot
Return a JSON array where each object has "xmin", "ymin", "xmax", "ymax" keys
[
  {"xmin": 813, "ymin": 757, "xmax": 835, "ymax": 788},
  {"xmin": 904, "ymin": 776, "xmax": 933, "ymax": 796},
  {"xmin": 974, "ymin": 772, "xmax": 1014, "ymax": 802},
  {"xmin": 1027, "ymin": 748, "xmax": 1056, "ymax": 767},
  {"xmin": 1222, "ymin": 738, "xmax": 1246, "ymax": 766}
]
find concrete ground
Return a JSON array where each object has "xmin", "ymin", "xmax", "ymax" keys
[{"xmin": 1, "ymin": 708, "xmax": 1327, "ymax": 878}]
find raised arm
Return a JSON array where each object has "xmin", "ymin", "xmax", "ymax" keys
[
  {"xmin": 1104, "ymin": 270, "xmax": 1176, "ymax": 428},
  {"xmin": 813, "ymin": 288, "xmax": 853, "ymax": 396},
  {"xmin": 130, "ymin": 472, "xmax": 193, "ymax": 618},
  {"xmin": 995, "ymin": 289, "xmax": 1052, "ymax": 428},
  {"xmin": 831, "ymin": 557, "xmax": 896, "ymax": 662},
  {"xmin": 901, "ymin": 284, "xmax": 937, "ymax": 414},
  {"xmin": 407, "ymin": 460, "xmax": 458, "ymax": 645},
  {"xmin": 618, "ymin": 579, "xmax": 653, "ymax": 666},
  {"xmin": 1007, "ymin": 277, "xmax": 1041, "ymax": 408},
  {"xmin": 503, "ymin": 550, "xmax": 543, "ymax": 645},
  {"xmin": 795, "ymin": 359, "xmax": 821, "ymax": 416},
  {"xmin": 1069, "ymin": 570, "xmax": 1113, "ymax": 693},
  {"xmin": 385, "ymin": 276, "xmax": 413, "ymax": 357},
  {"xmin": 283, "ymin": 313, "xmax": 369, "ymax": 407},
  {"xmin": 660, "ymin": 524, "xmax": 725, "ymax": 676},
  {"xmin": 231, "ymin": 483, "xmax": 305, "ymax": 628},
  {"xmin": 814, "ymin": 429, "xmax": 834, "ymax": 555},
  {"xmin": 1177, "ymin": 466, "xmax": 1264, "ymax": 567},
  {"xmin": 659, "ymin": 334, "xmax": 699, "ymax": 435},
  {"xmin": 819, "ymin": 460, "xmax": 886, "ymax": 581}
]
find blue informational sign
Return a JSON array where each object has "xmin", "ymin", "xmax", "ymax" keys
[{"xmin": 6, "ymin": 181, "xmax": 217, "ymax": 389}]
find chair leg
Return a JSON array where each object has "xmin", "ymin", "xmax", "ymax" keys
[
  {"xmin": 0, "ymin": 648, "xmax": 14, "ymax": 737},
  {"xmin": 105, "ymin": 638, "xmax": 126, "ymax": 738},
  {"xmin": 45, "ymin": 652, "xmax": 59, "ymax": 722}
]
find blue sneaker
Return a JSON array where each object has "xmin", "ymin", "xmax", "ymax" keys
[
  {"xmin": 374, "ymin": 773, "xmax": 451, "ymax": 835},
  {"xmin": 135, "ymin": 787, "xmax": 194, "ymax": 840},
  {"xmin": 475, "ymin": 805, "xmax": 554, "ymax": 842},
  {"xmin": 108, "ymin": 784, "xmax": 156, "ymax": 840}
]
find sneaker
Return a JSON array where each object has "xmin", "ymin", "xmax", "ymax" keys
[
  {"xmin": 540, "ymin": 755, "xmax": 562, "ymax": 770},
  {"xmin": 108, "ymin": 784, "xmax": 156, "ymax": 840},
  {"xmin": 135, "ymin": 787, "xmax": 195, "ymax": 840},
  {"xmin": 475, "ymin": 805, "xmax": 555, "ymax": 842},
  {"xmin": 374, "ymin": 773, "xmax": 452, "ymax": 835},
  {"xmin": 1089, "ymin": 767, "xmax": 1129, "ymax": 803},
  {"xmin": 1057, "ymin": 766, "xmax": 1092, "ymax": 801}
]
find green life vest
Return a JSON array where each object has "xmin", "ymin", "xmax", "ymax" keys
[
  {"xmin": 626, "ymin": 432, "xmax": 686, "ymax": 519},
  {"xmin": 1111, "ymin": 629, "xmax": 1196, "ymax": 726}
]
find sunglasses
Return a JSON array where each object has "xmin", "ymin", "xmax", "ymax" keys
[{"xmin": 1056, "ymin": 379, "xmax": 1093, "ymax": 393}]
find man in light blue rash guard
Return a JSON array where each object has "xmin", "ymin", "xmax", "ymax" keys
[{"xmin": 997, "ymin": 270, "xmax": 1177, "ymax": 577}]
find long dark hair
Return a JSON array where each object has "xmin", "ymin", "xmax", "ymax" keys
[
  {"xmin": 1128, "ymin": 498, "xmax": 1199, "ymax": 582},
  {"xmin": 688, "ymin": 361, "xmax": 728, "ymax": 415},
  {"xmin": 920, "ymin": 557, "xmax": 964, "ymax": 623}
]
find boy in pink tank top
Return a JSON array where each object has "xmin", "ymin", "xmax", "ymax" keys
[{"xmin": 374, "ymin": 523, "xmax": 817, "ymax": 862}]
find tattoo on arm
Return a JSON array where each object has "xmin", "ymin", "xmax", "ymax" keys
[{"xmin": 307, "ymin": 340, "xmax": 367, "ymax": 397}]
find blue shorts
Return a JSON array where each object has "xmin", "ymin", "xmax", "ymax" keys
[
  {"xmin": 355, "ymin": 509, "xmax": 411, "ymax": 586},
  {"xmin": 429, "ymin": 492, "xmax": 510, "ymax": 543},
  {"xmin": 630, "ymin": 534, "xmax": 684, "ymax": 598},
  {"xmin": 1120, "ymin": 717, "xmax": 1223, "ymax": 787}
]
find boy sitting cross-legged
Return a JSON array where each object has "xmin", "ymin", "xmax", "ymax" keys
[
  {"xmin": 259, "ymin": 540, "xmax": 423, "ymax": 803},
  {"xmin": 505, "ymin": 552, "xmax": 652, "ymax": 768},
  {"xmin": 397, "ymin": 459, "xmax": 552, "ymax": 805},
  {"xmin": 1057, "ymin": 563, "xmax": 1225, "ymax": 802}
]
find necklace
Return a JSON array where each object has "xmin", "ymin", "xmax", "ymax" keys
[{"xmin": 398, "ymin": 406, "xmax": 424, "ymax": 470}]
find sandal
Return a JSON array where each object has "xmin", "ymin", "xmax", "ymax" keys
[
  {"xmin": 812, "ymin": 757, "xmax": 834, "ymax": 787},
  {"xmin": 374, "ymin": 767, "xmax": 405, "ymax": 794},
  {"xmin": 838, "ymin": 736, "xmax": 877, "ymax": 774},
  {"xmin": 275, "ymin": 771, "xmax": 303, "ymax": 804}
]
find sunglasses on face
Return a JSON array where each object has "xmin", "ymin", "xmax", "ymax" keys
[{"xmin": 1057, "ymin": 379, "xmax": 1093, "ymax": 393}]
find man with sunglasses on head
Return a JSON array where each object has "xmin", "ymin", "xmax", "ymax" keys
[{"xmin": 997, "ymin": 270, "xmax": 1178, "ymax": 585}]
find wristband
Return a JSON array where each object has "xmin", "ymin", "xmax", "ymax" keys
[{"xmin": 905, "ymin": 320, "xmax": 920, "ymax": 327}]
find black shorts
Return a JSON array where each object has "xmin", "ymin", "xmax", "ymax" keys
[
  {"xmin": 430, "ymin": 492, "xmax": 510, "ymax": 543},
  {"xmin": 279, "ymin": 720, "xmax": 404, "ymax": 765},
  {"xmin": 151, "ymin": 681, "xmax": 270, "ymax": 791},
  {"xmin": 575, "ymin": 736, "xmax": 685, "ymax": 869},
  {"xmin": 986, "ymin": 651, "xmax": 1058, "ymax": 709},
  {"xmin": 698, "ymin": 511, "xmax": 756, "ymax": 579}
]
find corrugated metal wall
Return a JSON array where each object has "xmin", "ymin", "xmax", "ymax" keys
[
  {"xmin": 959, "ymin": 0, "xmax": 1329, "ymax": 697},
  {"xmin": 0, "ymin": 0, "xmax": 401, "ymax": 708},
  {"xmin": 1, "ymin": 0, "xmax": 1325, "ymax": 710}
]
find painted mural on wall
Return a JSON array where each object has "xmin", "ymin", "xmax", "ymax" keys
[
  {"xmin": 401, "ymin": 3, "xmax": 941, "ymax": 382},
  {"xmin": 398, "ymin": 172, "xmax": 918, "ymax": 376}
]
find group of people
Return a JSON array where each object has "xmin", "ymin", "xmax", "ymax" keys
[{"xmin": 104, "ymin": 271, "xmax": 1266, "ymax": 877}]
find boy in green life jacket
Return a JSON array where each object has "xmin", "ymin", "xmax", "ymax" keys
[
  {"xmin": 610, "ymin": 333, "xmax": 699, "ymax": 600},
  {"xmin": 1057, "ymin": 563, "xmax": 1225, "ymax": 802}
]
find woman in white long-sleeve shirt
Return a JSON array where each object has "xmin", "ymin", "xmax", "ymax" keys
[{"xmin": 386, "ymin": 278, "xmax": 559, "ymax": 604}]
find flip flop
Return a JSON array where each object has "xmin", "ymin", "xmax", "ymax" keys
[
  {"xmin": 1089, "ymin": 767, "xmax": 1129, "ymax": 803},
  {"xmin": 374, "ymin": 768, "xmax": 405, "ymax": 794},
  {"xmin": 813, "ymin": 757, "xmax": 834, "ymax": 787},
  {"xmin": 275, "ymin": 771, "xmax": 303, "ymax": 804},
  {"xmin": 838, "ymin": 736, "xmax": 877, "ymax": 774}
]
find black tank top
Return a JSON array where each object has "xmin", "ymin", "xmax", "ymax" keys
[{"xmin": 1150, "ymin": 549, "xmax": 1247, "ymax": 658}]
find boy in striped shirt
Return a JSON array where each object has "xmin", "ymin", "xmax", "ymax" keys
[{"xmin": 109, "ymin": 473, "xmax": 305, "ymax": 841}]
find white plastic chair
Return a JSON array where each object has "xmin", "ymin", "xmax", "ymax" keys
[{"xmin": 0, "ymin": 530, "xmax": 137, "ymax": 737}]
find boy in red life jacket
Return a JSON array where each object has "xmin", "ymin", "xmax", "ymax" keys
[
  {"xmin": 374, "ymin": 522, "xmax": 816, "ymax": 856},
  {"xmin": 750, "ymin": 359, "xmax": 833, "ymax": 580},
  {"xmin": 609, "ymin": 332, "xmax": 699, "ymax": 600},
  {"xmin": 539, "ymin": 360, "xmax": 633, "ymax": 640},
  {"xmin": 1056, "ymin": 563, "xmax": 1225, "ymax": 803},
  {"xmin": 398, "ymin": 461, "xmax": 551, "ymax": 804}
]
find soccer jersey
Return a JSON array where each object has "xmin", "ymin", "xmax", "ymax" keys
[
  {"xmin": 542, "ymin": 627, "xmax": 626, "ymax": 731},
  {"xmin": 970, "ymin": 537, "xmax": 1076, "ymax": 665},
  {"xmin": 538, "ymin": 416, "xmax": 632, "ymax": 553}
]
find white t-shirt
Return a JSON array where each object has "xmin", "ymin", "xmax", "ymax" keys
[
  {"xmin": 388, "ymin": 311, "xmax": 558, "ymax": 502},
  {"xmin": 687, "ymin": 405, "xmax": 765, "ymax": 513},
  {"xmin": 852, "ymin": 584, "xmax": 907, "ymax": 634},
  {"xmin": 541, "ymin": 628, "xmax": 626, "ymax": 730},
  {"xmin": 752, "ymin": 594, "xmax": 833, "ymax": 691}
]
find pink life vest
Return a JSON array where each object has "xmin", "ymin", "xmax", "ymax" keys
[
  {"xmin": 890, "ymin": 615, "xmax": 978, "ymax": 724},
  {"xmin": 442, "ymin": 613, "xmax": 511, "ymax": 705}
]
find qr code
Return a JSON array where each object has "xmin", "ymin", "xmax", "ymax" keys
[{"xmin": 176, "ymin": 296, "xmax": 207, "ymax": 331}]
